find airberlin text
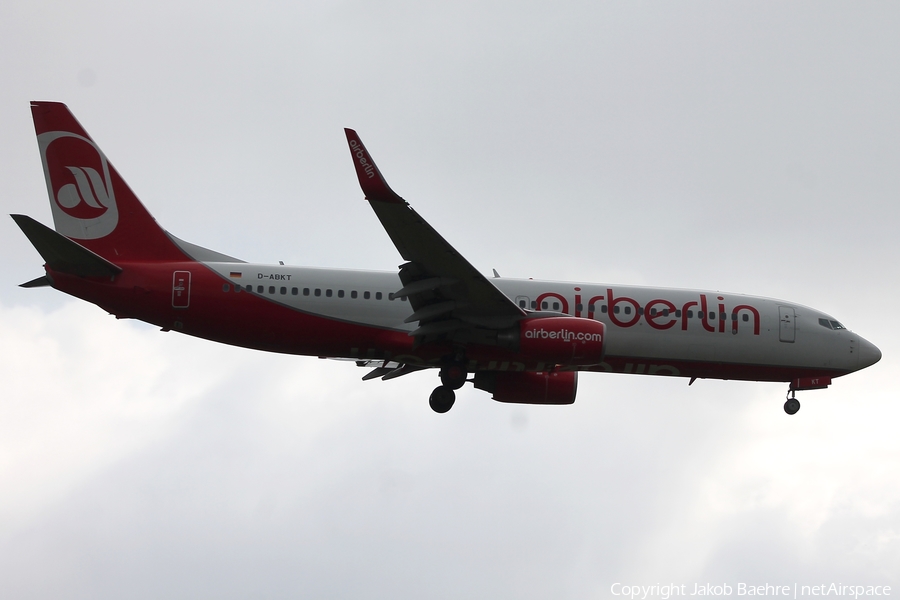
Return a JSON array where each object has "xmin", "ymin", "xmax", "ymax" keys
[
  {"xmin": 348, "ymin": 139, "xmax": 376, "ymax": 179},
  {"xmin": 524, "ymin": 328, "xmax": 602, "ymax": 342},
  {"xmin": 535, "ymin": 288, "xmax": 761, "ymax": 336}
]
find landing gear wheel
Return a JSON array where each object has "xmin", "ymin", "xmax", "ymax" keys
[
  {"xmin": 784, "ymin": 390, "xmax": 800, "ymax": 415},
  {"xmin": 440, "ymin": 364, "xmax": 467, "ymax": 390},
  {"xmin": 429, "ymin": 386, "xmax": 456, "ymax": 413},
  {"xmin": 784, "ymin": 398, "xmax": 800, "ymax": 415}
]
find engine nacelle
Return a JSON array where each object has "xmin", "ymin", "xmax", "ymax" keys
[
  {"xmin": 474, "ymin": 370, "xmax": 578, "ymax": 405},
  {"xmin": 517, "ymin": 317, "xmax": 606, "ymax": 366}
]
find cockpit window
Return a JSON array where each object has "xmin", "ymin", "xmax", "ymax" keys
[{"xmin": 819, "ymin": 318, "xmax": 846, "ymax": 330}]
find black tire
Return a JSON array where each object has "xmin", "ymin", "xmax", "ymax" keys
[
  {"xmin": 784, "ymin": 398, "xmax": 800, "ymax": 415},
  {"xmin": 429, "ymin": 386, "xmax": 456, "ymax": 413}
]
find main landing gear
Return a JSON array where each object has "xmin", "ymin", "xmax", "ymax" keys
[
  {"xmin": 429, "ymin": 386, "xmax": 455, "ymax": 413},
  {"xmin": 429, "ymin": 364, "xmax": 468, "ymax": 413},
  {"xmin": 784, "ymin": 389, "xmax": 800, "ymax": 415}
]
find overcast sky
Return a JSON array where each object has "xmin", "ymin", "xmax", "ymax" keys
[{"xmin": 1, "ymin": 2, "xmax": 898, "ymax": 598}]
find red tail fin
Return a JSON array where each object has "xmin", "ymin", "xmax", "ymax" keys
[{"xmin": 31, "ymin": 101, "xmax": 188, "ymax": 262}]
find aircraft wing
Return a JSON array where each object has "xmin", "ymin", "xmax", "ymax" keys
[{"xmin": 344, "ymin": 129, "xmax": 526, "ymax": 344}]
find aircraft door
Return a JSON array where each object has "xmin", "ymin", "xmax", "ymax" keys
[
  {"xmin": 172, "ymin": 270, "xmax": 191, "ymax": 308},
  {"xmin": 778, "ymin": 306, "xmax": 795, "ymax": 342}
]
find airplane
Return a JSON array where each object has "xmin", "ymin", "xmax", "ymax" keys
[{"xmin": 12, "ymin": 102, "xmax": 881, "ymax": 415}]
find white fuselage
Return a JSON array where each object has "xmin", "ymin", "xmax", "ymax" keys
[{"xmin": 204, "ymin": 262, "xmax": 868, "ymax": 378}]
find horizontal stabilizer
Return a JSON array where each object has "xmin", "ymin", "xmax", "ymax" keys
[
  {"xmin": 11, "ymin": 214, "xmax": 122, "ymax": 278},
  {"xmin": 19, "ymin": 275, "xmax": 51, "ymax": 288}
]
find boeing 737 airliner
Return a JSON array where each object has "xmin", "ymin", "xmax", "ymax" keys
[{"xmin": 13, "ymin": 102, "xmax": 881, "ymax": 414}]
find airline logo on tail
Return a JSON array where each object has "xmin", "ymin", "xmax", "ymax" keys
[{"xmin": 37, "ymin": 131, "xmax": 118, "ymax": 239}]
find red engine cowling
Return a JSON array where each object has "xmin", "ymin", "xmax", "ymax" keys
[
  {"xmin": 474, "ymin": 371, "xmax": 578, "ymax": 405},
  {"xmin": 518, "ymin": 317, "xmax": 606, "ymax": 366}
]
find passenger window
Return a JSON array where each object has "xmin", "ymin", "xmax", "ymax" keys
[
  {"xmin": 257, "ymin": 285, "xmax": 264, "ymax": 293},
  {"xmin": 268, "ymin": 286, "xmax": 275, "ymax": 294},
  {"xmin": 280, "ymin": 287, "xmax": 287, "ymax": 295},
  {"xmin": 351, "ymin": 291, "xmax": 358, "ymax": 299},
  {"xmin": 614, "ymin": 306, "xmax": 620, "ymax": 314},
  {"xmin": 326, "ymin": 289, "xmax": 332, "ymax": 297},
  {"xmin": 675, "ymin": 310, "xmax": 681, "ymax": 317},
  {"xmin": 376, "ymin": 292, "xmax": 382, "ymax": 300},
  {"xmin": 519, "ymin": 299, "xmax": 527, "ymax": 308},
  {"xmin": 588, "ymin": 304, "xmax": 595, "ymax": 312},
  {"xmin": 687, "ymin": 310, "xmax": 693, "ymax": 318},
  {"xmin": 662, "ymin": 309, "xmax": 669, "ymax": 317},
  {"xmin": 743, "ymin": 314, "xmax": 749, "ymax": 322},
  {"xmin": 531, "ymin": 301, "xmax": 537, "ymax": 309},
  {"xmin": 364, "ymin": 291, "xmax": 371, "ymax": 299},
  {"xmin": 576, "ymin": 304, "xmax": 583, "ymax": 312},
  {"xmin": 303, "ymin": 288, "xmax": 310, "ymax": 296},
  {"xmin": 624, "ymin": 306, "xmax": 631, "ymax": 315},
  {"xmin": 709, "ymin": 312, "xmax": 715, "ymax": 320},
  {"xmin": 650, "ymin": 308, "xmax": 657, "ymax": 316},
  {"xmin": 245, "ymin": 285, "xmax": 252, "ymax": 292},
  {"xmin": 552, "ymin": 302, "xmax": 560, "ymax": 311},
  {"xmin": 291, "ymin": 288, "xmax": 298, "ymax": 295},
  {"xmin": 720, "ymin": 312, "xmax": 726, "ymax": 320},
  {"xmin": 315, "ymin": 289, "xmax": 321, "ymax": 297},
  {"xmin": 541, "ymin": 301, "xmax": 548, "ymax": 309},
  {"xmin": 338, "ymin": 290, "xmax": 344, "ymax": 298},
  {"xmin": 222, "ymin": 284, "xmax": 230, "ymax": 292},
  {"xmin": 601, "ymin": 305, "xmax": 608, "ymax": 313}
]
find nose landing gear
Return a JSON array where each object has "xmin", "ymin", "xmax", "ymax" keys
[{"xmin": 784, "ymin": 389, "xmax": 800, "ymax": 415}]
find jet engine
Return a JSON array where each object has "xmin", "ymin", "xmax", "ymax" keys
[
  {"xmin": 509, "ymin": 317, "xmax": 606, "ymax": 366},
  {"xmin": 474, "ymin": 370, "xmax": 578, "ymax": 405}
]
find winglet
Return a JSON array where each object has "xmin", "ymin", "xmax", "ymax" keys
[{"xmin": 344, "ymin": 129, "xmax": 405, "ymax": 204}]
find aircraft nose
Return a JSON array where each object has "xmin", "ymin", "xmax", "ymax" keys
[{"xmin": 857, "ymin": 337, "xmax": 882, "ymax": 370}]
